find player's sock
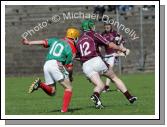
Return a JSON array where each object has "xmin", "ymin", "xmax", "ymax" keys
[
  {"xmin": 61, "ymin": 90, "xmax": 72, "ymax": 112},
  {"xmin": 104, "ymin": 85, "xmax": 109, "ymax": 90},
  {"xmin": 40, "ymin": 82, "xmax": 54, "ymax": 96},
  {"xmin": 123, "ymin": 90, "xmax": 133, "ymax": 100},
  {"xmin": 93, "ymin": 92, "xmax": 100, "ymax": 98}
]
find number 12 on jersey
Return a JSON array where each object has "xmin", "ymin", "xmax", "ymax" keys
[{"xmin": 79, "ymin": 42, "xmax": 91, "ymax": 56}]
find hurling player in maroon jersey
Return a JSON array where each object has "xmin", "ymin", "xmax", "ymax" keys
[
  {"xmin": 101, "ymin": 22, "xmax": 128, "ymax": 92},
  {"xmin": 76, "ymin": 20, "xmax": 137, "ymax": 108}
]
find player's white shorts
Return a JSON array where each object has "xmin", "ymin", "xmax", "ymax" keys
[
  {"xmin": 43, "ymin": 60, "xmax": 69, "ymax": 85},
  {"xmin": 104, "ymin": 54, "xmax": 116, "ymax": 67},
  {"xmin": 82, "ymin": 56, "xmax": 108, "ymax": 78}
]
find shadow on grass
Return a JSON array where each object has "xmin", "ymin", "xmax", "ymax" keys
[
  {"xmin": 48, "ymin": 90, "xmax": 119, "ymax": 114},
  {"xmin": 49, "ymin": 105, "xmax": 99, "ymax": 113}
]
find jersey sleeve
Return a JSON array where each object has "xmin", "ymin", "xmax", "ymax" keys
[
  {"xmin": 43, "ymin": 39, "xmax": 49, "ymax": 48},
  {"xmin": 43, "ymin": 37, "xmax": 58, "ymax": 48},
  {"xmin": 94, "ymin": 33, "xmax": 110, "ymax": 45}
]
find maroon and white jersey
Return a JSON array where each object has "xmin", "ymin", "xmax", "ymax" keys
[
  {"xmin": 76, "ymin": 30, "xmax": 109, "ymax": 63},
  {"xmin": 102, "ymin": 30, "xmax": 124, "ymax": 55}
]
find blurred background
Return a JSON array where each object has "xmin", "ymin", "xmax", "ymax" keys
[{"xmin": 5, "ymin": 5, "xmax": 155, "ymax": 76}]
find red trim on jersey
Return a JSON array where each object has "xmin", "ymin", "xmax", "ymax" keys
[
  {"xmin": 63, "ymin": 37, "xmax": 77, "ymax": 55},
  {"xmin": 43, "ymin": 39, "xmax": 49, "ymax": 48}
]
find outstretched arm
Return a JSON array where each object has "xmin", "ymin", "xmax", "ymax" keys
[
  {"xmin": 109, "ymin": 42, "xmax": 130, "ymax": 57},
  {"xmin": 21, "ymin": 38, "xmax": 46, "ymax": 45}
]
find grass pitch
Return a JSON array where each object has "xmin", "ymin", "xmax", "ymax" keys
[{"xmin": 5, "ymin": 73, "xmax": 155, "ymax": 115}]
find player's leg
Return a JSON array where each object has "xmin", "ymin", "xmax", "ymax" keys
[
  {"xmin": 28, "ymin": 80, "xmax": 55, "ymax": 96},
  {"xmin": 65, "ymin": 63, "xmax": 73, "ymax": 82},
  {"xmin": 39, "ymin": 61, "xmax": 56, "ymax": 96},
  {"xmin": 89, "ymin": 72, "xmax": 105, "ymax": 108},
  {"xmin": 82, "ymin": 57, "xmax": 107, "ymax": 108},
  {"xmin": 105, "ymin": 78, "xmax": 111, "ymax": 89},
  {"xmin": 50, "ymin": 61, "xmax": 73, "ymax": 112},
  {"xmin": 28, "ymin": 61, "xmax": 56, "ymax": 96},
  {"xmin": 103, "ymin": 56, "xmax": 115, "ymax": 92},
  {"xmin": 103, "ymin": 67, "xmax": 137, "ymax": 103},
  {"xmin": 59, "ymin": 78, "xmax": 72, "ymax": 112},
  {"xmin": 39, "ymin": 82, "xmax": 56, "ymax": 96},
  {"xmin": 105, "ymin": 67, "xmax": 127, "ymax": 92}
]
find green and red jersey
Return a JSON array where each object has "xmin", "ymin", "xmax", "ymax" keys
[{"xmin": 43, "ymin": 37, "xmax": 73, "ymax": 65}]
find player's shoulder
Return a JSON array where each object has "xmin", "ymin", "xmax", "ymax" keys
[{"xmin": 60, "ymin": 39, "xmax": 71, "ymax": 48}]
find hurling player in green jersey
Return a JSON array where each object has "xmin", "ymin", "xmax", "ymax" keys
[{"xmin": 21, "ymin": 28, "xmax": 80, "ymax": 113}]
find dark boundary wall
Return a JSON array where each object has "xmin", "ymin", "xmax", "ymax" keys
[{"xmin": 5, "ymin": 5, "xmax": 155, "ymax": 76}]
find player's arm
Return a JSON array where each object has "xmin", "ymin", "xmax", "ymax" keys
[
  {"xmin": 108, "ymin": 42, "xmax": 126, "ymax": 52},
  {"xmin": 94, "ymin": 33, "xmax": 126, "ymax": 52},
  {"xmin": 95, "ymin": 33, "xmax": 129, "ymax": 55},
  {"xmin": 21, "ymin": 38, "xmax": 46, "ymax": 45}
]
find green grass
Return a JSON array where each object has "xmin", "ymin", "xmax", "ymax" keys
[{"xmin": 5, "ymin": 73, "xmax": 155, "ymax": 115}]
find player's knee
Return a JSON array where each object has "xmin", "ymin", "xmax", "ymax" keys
[
  {"xmin": 104, "ymin": 70, "xmax": 115, "ymax": 79},
  {"xmin": 65, "ymin": 87, "xmax": 72, "ymax": 92},
  {"xmin": 67, "ymin": 85, "xmax": 72, "ymax": 91},
  {"xmin": 59, "ymin": 78, "xmax": 72, "ymax": 91}
]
